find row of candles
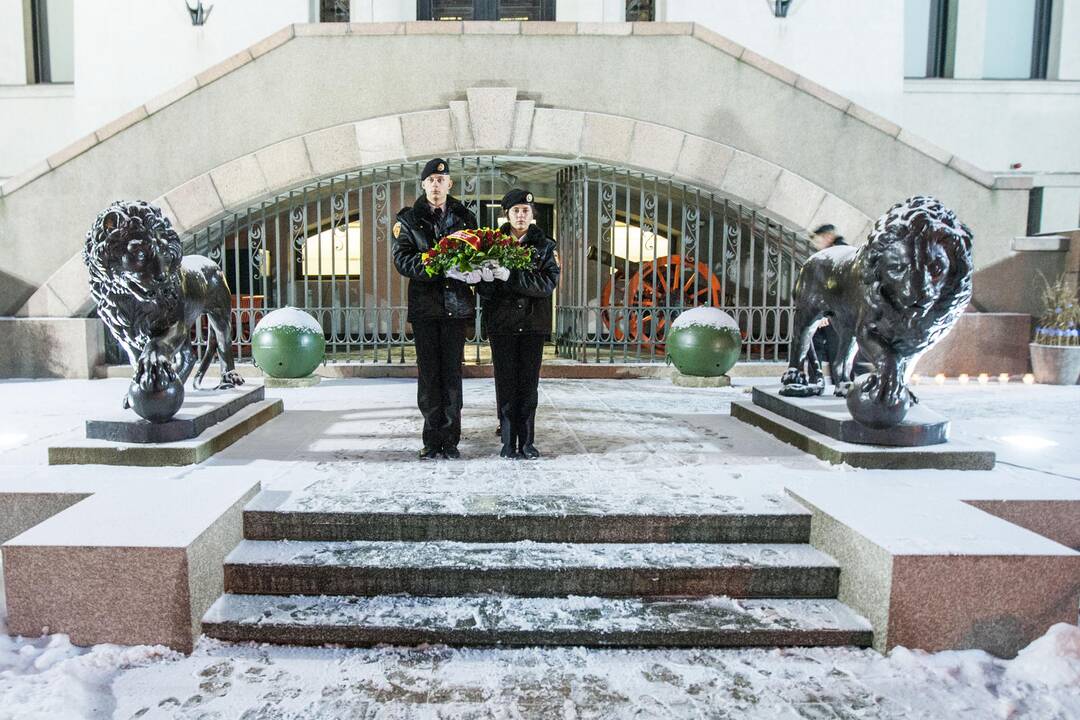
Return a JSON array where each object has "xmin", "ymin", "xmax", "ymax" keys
[{"xmin": 910, "ymin": 373, "xmax": 1036, "ymax": 385}]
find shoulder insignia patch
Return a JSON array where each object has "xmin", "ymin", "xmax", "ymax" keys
[{"xmin": 392, "ymin": 222, "xmax": 402, "ymax": 239}]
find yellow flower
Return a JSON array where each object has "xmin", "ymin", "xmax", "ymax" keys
[{"xmin": 421, "ymin": 251, "xmax": 432, "ymax": 262}]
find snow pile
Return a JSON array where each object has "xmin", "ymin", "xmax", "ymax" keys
[
  {"xmin": 254, "ymin": 306, "xmax": 322, "ymax": 334},
  {"xmin": 671, "ymin": 306, "xmax": 739, "ymax": 332},
  {"xmin": 0, "ymin": 628, "xmax": 178, "ymax": 720},
  {"xmin": 1006, "ymin": 622, "xmax": 1080, "ymax": 687}
]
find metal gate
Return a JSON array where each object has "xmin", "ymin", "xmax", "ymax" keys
[
  {"xmin": 554, "ymin": 164, "xmax": 813, "ymax": 362},
  {"xmin": 179, "ymin": 157, "xmax": 526, "ymax": 364},
  {"xmin": 142, "ymin": 156, "xmax": 812, "ymax": 366}
]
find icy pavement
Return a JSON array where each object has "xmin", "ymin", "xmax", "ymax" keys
[
  {"xmin": 1, "ymin": 376, "xmax": 1079, "ymax": 718},
  {"xmin": 1, "ymin": 624, "xmax": 1077, "ymax": 719}
]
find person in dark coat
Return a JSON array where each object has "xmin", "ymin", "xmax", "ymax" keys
[
  {"xmin": 392, "ymin": 158, "xmax": 479, "ymax": 459},
  {"xmin": 809, "ymin": 224, "xmax": 853, "ymax": 385},
  {"xmin": 478, "ymin": 189, "xmax": 560, "ymax": 459}
]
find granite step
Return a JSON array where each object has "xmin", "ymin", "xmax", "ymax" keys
[
  {"xmin": 202, "ymin": 593, "xmax": 873, "ymax": 648},
  {"xmin": 223, "ymin": 539, "xmax": 840, "ymax": 598},
  {"xmin": 243, "ymin": 490, "xmax": 813, "ymax": 544}
]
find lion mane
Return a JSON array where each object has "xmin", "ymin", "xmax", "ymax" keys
[
  {"xmin": 857, "ymin": 195, "xmax": 974, "ymax": 355},
  {"xmin": 84, "ymin": 200, "xmax": 185, "ymax": 362}
]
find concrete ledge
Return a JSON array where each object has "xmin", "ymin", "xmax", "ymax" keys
[
  {"xmin": 788, "ymin": 483, "xmax": 1080, "ymax": 656},
  {"xmin": 993, "ymin": 175, "xmax": 1035, "ymax": 190},
  {"xmin": 966, "ymin": 499, "xmax": 1080, "ymax": 550},
  {"xmin": 0, "ymin": 318, "xmax": 105, "ymax": 379},
  {"xmin": 0, "ymin": 492, "xmax": 90, "ymax": 545},
  {"xmin": 2, "ymin": 474, "xmax": 259, "ymax": 652},
  {"xmin": 49, "ymin": 398, "xmax": 283, "ymax": 466},
  {"xmin": 1012, "ymin": 235, "xmax": 1069, "ymax": 252}
]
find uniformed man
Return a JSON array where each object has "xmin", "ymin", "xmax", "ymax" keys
[
  {"xmin": 478, "ymin": 189, "xmax": 560, "ymax": 460},
  {"xmin": 809, "ymin": 224, "xmax": 852, "ymax": 384},
  {"xmin": 392, "ymin": 158, "xmax": 479, "ymax": 459}
]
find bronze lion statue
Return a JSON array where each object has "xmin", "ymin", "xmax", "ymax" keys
[
  {"xmin": 780, "ymin": 196, "xmax": 973, "ymax": 428},
  {"xmin": 84, "ymin": 201, "xmax": 244, "ymax": 411}
]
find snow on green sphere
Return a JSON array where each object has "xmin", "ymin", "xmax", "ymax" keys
[
  {"xmin": 251, "ymin": 307, "xmax": 326, "ymax": 378},
  {"xmin": 666, "ymin": 307, "xmax": 742, "ymax": 377}
]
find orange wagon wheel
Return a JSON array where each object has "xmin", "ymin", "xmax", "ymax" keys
[{"xmin": 600, "ymin": 255, "xmax": 722, "ymax": 349}]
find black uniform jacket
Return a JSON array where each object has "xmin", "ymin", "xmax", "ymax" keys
[
  {"xmin": 478, "ymin": 223, "xmax": 560, "ymax": 336},
  {"xmin": 393, "ymin": 195, "xmax": 478, "ymax": 322}
]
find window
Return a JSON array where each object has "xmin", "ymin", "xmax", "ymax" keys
[
  {"xmin": 417, "ymin": 0, "xmax": 555, "ymax": 21},
  {"xmin": 983, "ymin": 0, "xmax": 1052, "ymax": 79},
  {"xmin": 626, "ymin": 0, "xmax": 655, "ymax": 22},
  {"xmin": 320, "ymin": 0, "xmax": 350, "ymax": 22},
  {"xmin": 904, "ymin": 0, "xmax": 954, "ymax": 78},
  {"xmin": 28, "ymin": 0, "xmax": 74, "ymax": 84}
]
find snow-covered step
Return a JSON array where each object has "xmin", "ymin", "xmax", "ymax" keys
[
  {"xmin": 223, "ymin": 540, "xmax": 840, "ymax": 599},
  {"xmin": 202, "ymin": 593, "xmax": 872, "ymax": 649},
  {"xmin": 244, "ymin": 490, "xmax": 812, "ymax": 544}
]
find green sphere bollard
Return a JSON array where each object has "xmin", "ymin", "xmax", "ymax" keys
[
  {"xmin": 251, "ymin": 307, "xmax": 326, "ymax": 379},
  {"xmin": 666, "ymin": 307, "xmax": 742, "ymax": 377}
]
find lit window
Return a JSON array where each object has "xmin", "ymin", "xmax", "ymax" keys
[
  {"xmin": 302, "ymin": 222, "xmax": 364, "ymax": 276},
  {"xmin": 29, "ymin": 0, "xmax": 74, "ymax": 84},
  {"xmin": 610, "ymin": 222, "xmax": 669, "ymax": 263}
]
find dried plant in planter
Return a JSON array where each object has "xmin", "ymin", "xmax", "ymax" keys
[{"xmin": 1034, "ymin": 273, "xmax": 1080, "ymax": 347}]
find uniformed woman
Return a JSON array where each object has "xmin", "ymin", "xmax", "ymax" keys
[{"xmin": 478, "ymin": 189, "xmax": 560, "ymax": 459}]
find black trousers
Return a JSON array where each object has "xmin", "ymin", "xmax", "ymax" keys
[
  {"xmin": 412, "ymin": 319, "xmax": 468, "ymax": 449},
  {"xmin": 489, "ymin": 333, "xmax": 545, "ymax": 440}
]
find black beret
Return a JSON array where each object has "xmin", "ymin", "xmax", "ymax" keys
[
  {"xmin": 500, "ymin": 188, "xmax": 535, "ymax": 212},
  {"xmin": 421, "ymin": 158, "xmax": 450, "ymax": 182}
]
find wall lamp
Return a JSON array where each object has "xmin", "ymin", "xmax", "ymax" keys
[
  {"xmin": 771, "ymin": 0, "xmax": 793, "ymax": 17},
  {"xmin": 187, "ymin": 1, "xmax": 213, "ymax": 25}
]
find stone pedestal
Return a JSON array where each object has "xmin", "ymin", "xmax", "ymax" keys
[
  {"xmin": 752, "ymin": 386, "xmax": 948, "ymax": 447},
  {"xmin": 731, "ymin": 387, "xmax": 995, "ymax": 470},
  {"xmin": 49, "ymin": 384, "xmax": 282, "ymax": 466},
  {"xmin": 86, "ymin": 384, "xmax": 266, "ymax": 443}
]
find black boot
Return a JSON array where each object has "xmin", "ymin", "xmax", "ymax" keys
[
  {"xmin": 518, "ymin": 415, "xmax": 539, "ymax": 460},
  {"xmin": 499, "ymin": 421, "xmax": 521, "ymax": 459},
  {"xmin": 418, "ymin": 445, "xmax": 441, "ymax": 460}
]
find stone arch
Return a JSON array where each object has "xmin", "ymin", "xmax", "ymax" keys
[{"xmin": 5, "ymin": 22, "xmax": 1030, "ymax": 320}]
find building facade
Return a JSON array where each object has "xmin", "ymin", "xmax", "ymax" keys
[{"xmin": 1, "ymin": 1, "xmax": 1077, "ymax": 375}]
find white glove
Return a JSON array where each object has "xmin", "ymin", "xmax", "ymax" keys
[
  {"xmin": 445, "ymin": 267, "xmax": 467, "ymax": 281},
  {"xmin": 479, "ymin": 266, "xmax": 495, "ymax": 283},
  {"xmin": 462, "ymin": 269, "xmax": 482, "ymax": 284},
  {"xmin": 492, "ymin": 265, "xmax": 511, "ymax": 282}
]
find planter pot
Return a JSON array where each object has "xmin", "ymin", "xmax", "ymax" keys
[{"xmin": 1029, "ymin": 343, "xmax": 1080, "ymax": 385}]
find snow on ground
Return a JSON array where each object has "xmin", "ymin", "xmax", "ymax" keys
[{"xmin": 1, "ymin": 376, "xmax": 1079, "ymax": 718}]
